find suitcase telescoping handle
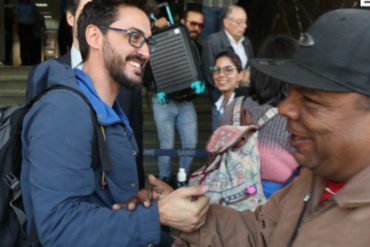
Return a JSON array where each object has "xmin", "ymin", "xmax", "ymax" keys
[{"xmin": 149, "ymin": 1, "xmax": 175, "ymax": 25}]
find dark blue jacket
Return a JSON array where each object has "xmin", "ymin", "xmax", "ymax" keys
[{"xmin": 21, "ymin": 60, "xmax": 161, "ymax": 246}]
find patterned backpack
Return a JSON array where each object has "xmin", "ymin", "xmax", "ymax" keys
[{"xmin": 189, "ymin": 97, "xmax": 278, "ymax": 211}]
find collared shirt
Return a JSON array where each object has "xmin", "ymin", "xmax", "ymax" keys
[
  {"xmin": 225, "ymin": 30, "xmax": 248, "ymax": 68},
  {"xmin": 71, "ymin": 45, "xmax": 83, "ymax": 69},
  {"xmin": 202, "ymin": 0, "xmax": 238, "ymax": 7},
  {"xmin": 74, "ymin": 68, "xmax": 132, "ymax": 132},
  {"xmin": 215, "ymin": 92, "xmax": 235, "ymax": 114}
]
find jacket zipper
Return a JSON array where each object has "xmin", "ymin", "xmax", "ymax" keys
[{"xmin": 287, "ymin": 192, "xmax": 311, "ymax": 247}]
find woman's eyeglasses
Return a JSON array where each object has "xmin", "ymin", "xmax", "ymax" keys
[
  {"xmin": 98, "ymin": 25, "xmax": 157, "ymax": 53},
  {"xmin": 210, "ymin": 65, "xmax": 238, "ymax": 75}
]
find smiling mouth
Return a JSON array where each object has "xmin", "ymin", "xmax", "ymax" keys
[
  {"xmin": 127, "ymin": 55, "xmax": 146, "ymax": 70},
  {"xmin": 289, "ymin": 133, "xmax": 312, "ymax": 149},
  {"xmin": 129, "ymin": 60, "xmax": 142, "ymax": 68}
]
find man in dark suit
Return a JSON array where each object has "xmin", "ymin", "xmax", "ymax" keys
[
  {"xmin": 202, "ymin": 5, "xmax": 254, "ymax": 113},
  {"xmin": 25, "ymin": 0, "xmax": 146, "ymax": 188}
]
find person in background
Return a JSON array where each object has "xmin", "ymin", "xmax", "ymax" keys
[
  {"xmin": 221, "ymin": 35, "xmax": 299, "ymax": 198},
  {"xmin": 26, "ymin": 0, "xmax": 91, "ymax": 101},
  {"xmin": 211, "ymin": 50, "xmax": 243, "ymax": 129},
  {"xmin": 13, "ymin": 0, "xmax": 39, "ymax": 65},
  {"xmin": 180, "ymin": 6, "xmax": 204, "ymax": 53},
  {"xmin": 202, "ymin": 5, "xmax": 254, "ymax": 130},
  {"xmin": 57, "ymin": 0, "xmax": 73, "ymax": 56},
  {"xmin": 150, "ymin": 7, "xmax": 205, "ymax": 184},
  {"xmin": 201, "ymin": 0, "xmax": 238, "ymax": 41}
]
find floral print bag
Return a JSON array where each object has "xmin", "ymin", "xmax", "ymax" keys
[{"xmin": 189, "ymin": 98, "xmax": 278, "ymax": 211}]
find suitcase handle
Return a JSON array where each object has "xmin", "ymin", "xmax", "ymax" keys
[{"xmin": 150, "ymin": 2, "xmax": 175, "ymax": 25}]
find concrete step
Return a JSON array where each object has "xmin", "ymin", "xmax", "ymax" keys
[
  {"xmin": 0, "ymin": 96, "xmax": 26, "ymax": 107},
  {"xmin": 0, "ymin": 80, "xmax": 28, "ymax": 91},
  {"xmin": 0, "ymin": 89, "xmax": 26, "ymax": 96},
  {"xmin": 0, "ymin": 66, "xmax": 31, "ymax": 81}
]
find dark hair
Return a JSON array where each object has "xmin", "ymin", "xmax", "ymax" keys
[
  {"xmin": 67, "ymin": 0, "xmax": 80, "ymax": 16},
  {"xmin": 249, "ymin": 35, "xmax": 297, "ymax": 106},
  {"xmin": 182, "ymin": 5, "xmax": 203, "ymax": 20},
  {"xmin": 77, "ymin": 0, "xmax": 148, "ymax": 61},
  {"xmin": 214, "ymin": 50, "xmax": 243, "ymax": 73}
]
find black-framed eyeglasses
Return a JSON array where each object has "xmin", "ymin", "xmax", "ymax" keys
[
  {"xmin": 98, "ymin": 25, "xmax": 157, "ymax": 53},
  {"xmin": 210, "ymin": 65, "xmax": 238, "ymax": 75}
]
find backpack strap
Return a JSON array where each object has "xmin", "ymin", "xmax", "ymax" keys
[
  {"xmin": 256, "ymin": 107, "xmax": 279, "ymax": 128},
  {"xmin": 232, "ymin": 96, "xmax": 254, "ymax": 126},
  {"xmin": 232, "ymin": 96, "xmax": 245, "ymax": 126},
  {"xmin": 3, "ymin": 173, "xmax": 27, "ymax": 236},
  {"xmin": 29, "ymin": 85, "xmax": 112, "ymax": 173},
  {"xmin": 14, "ymin": 85, "xmax": 112, "ymax": 246}
]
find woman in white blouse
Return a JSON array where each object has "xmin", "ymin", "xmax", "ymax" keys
[{"xmin": 210, "ymin": 50, "xmax": 243, "ymax": 130}]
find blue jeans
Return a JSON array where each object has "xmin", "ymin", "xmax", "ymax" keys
[
  {"xmin": 152, "ymin": 97, "xmax": 198, "ymax": 179},
  {"xmin": 202, "ymin": 6, "xmax": 226, "ymax": 41}
]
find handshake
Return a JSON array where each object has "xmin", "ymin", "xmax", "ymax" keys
[
  {"xmin": 157, "ymin": 80, "xmax": 206, "ymax": 104},
  {"xmin": 112, "ymin": 175, "xmax": 210, "ymax": 233}
]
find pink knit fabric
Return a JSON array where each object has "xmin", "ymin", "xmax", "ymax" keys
[{"xmin": 258, "ymin": 143, "xmax": 298, "ymax": 183}]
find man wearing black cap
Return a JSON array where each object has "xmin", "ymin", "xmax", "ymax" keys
[{"xmin": 143, "ymin": 8, "xmax": 370, "ymax": 247}]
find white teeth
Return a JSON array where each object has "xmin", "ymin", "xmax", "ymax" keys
[{"xmin": 129, "ymin": 61, "xmax": 141, "ymax": 68}]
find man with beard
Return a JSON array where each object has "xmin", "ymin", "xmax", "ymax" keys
[
  {"xmin": 130, "ymin": 8, "xmax": 370, "ymax": 247},
  {"xmin": 180, "ymin": 7, "xmax": 204, "ymax": 53},
  {"xmin": 26, "ymin": 0, "xmax": 147, "ymax": 190},
  {"xmin": 20, "ymin": 1, "xmax": 209, "ymax": 246},
  {"xmin": 151, "ymin": 7, "xmax": 205, "ymax": 184}
]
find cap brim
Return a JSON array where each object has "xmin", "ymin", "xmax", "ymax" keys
[{"xmin": 251, "ymin": 59, "xmax": 350, "ymax": 92}]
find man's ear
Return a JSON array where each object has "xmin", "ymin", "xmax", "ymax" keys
[
  {"xmin": 180, "ymin": 18, "xmax": 185, "ymax": 25},
  {"xmin": 223, "ymin": 19, "xmax": 229, "ymax": 29},
  {"xmin": 66, "ymin": 11, "xmax": 75, "ymax": 28},
  {"xmin": 85, "ymin": 24, "xmax": 103, "ymax": 51}
]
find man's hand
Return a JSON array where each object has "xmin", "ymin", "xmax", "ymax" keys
[
  {"xmin": 158, "ymin": 186, "xmax": 210, "ymax": 232},
  {"xmin": 154, "ymin": 17, "xmax": 170, "ymax": 29},
  {"xmin": 112, "ymin": 175, "xmax": 173, "ymax": 210}
]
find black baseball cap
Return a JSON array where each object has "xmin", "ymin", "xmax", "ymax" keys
[{"xmin": 251, "ymin": 9, "xmax": 370, "ymax": 96}]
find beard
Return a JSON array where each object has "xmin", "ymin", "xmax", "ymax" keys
[
  {"xmin": 102, "ymin": 39, "xmax": 143, "ymax": 90},
  {"xmin": 189, "ymin": 31, "xmax": 200, "ymax": 40}
]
